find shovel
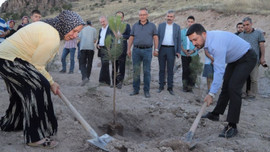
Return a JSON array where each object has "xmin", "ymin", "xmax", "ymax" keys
[
  {"xmin": 183, "ymin": 102, "xmax": 207, "ymax": 149},
  {"xmin": 58, "ymin": 91, "xmax": 113, "ymax": 151}
]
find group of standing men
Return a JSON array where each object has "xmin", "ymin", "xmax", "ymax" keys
[
  {"xmin": 59, "ymin": 8, "xmax": 199, "ymax": 98},
  {"xmin": 59, "ymin": 11, "xmax": 131, "ymax": 87},
  {"xmin": 128, "ymin": 8, "xmax": 198, "ymax": 98}
]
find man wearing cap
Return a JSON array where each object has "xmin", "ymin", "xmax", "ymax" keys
[{"xmin": 78, "ymin": 21, "xmax": 97, "ymax": 86}]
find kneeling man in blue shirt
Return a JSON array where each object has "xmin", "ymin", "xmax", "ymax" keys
[{"xmin": 187, "ymin": 24, "xmax": 257, "ymax": 138}]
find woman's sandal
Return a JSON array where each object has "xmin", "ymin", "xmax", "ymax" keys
[{"xmin": 27, "ymin": 137, "xmax": 58, "ymax": 149}]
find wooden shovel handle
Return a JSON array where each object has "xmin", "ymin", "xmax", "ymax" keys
[
  {"xmin": 58, "ymin": 90, "xmax": 98, "ymax": 139},
  {"xmin": 189, "ymin": 102, "xmax": 207, "ymax": 133}
]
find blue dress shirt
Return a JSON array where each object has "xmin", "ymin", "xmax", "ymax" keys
[{"xmin": 205, "ymin": 31, "xmax": 251, "ymax": 94}]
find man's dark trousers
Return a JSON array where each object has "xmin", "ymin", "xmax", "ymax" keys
[
  {"xmin": 212, "ymin": 49, "xmax": 257, "ymax": 124},
  {"xmin": 112, "ymin": 40, "xmax": 127, "ymax": 85},
  {"xmin": 158, "ymin": 46, "xmax": 175, "ymax": 90},
  {"xmin": 80, "ymin": 50, "xmax": 94, "ymax": 80},
  {"xmin": 99, "ymin": 47, "xmax": 110, "ymax": 85},
  {"xmin": 181, "ymin": 55, "xmax": 195, "ymax": 89}
]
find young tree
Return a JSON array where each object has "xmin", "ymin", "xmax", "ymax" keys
[{"xmin": 104, "ymin": 16, "xmax": 126, "ymax": 124}]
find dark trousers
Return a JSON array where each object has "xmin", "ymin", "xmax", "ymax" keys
[
  {"xmin": 99, "ymin": 47, "xmax": 111, "ymax": 85},
  {"xmin": 80, "ymin": 50, "xmax": 94, "ymax": 80},
  {"xmin": 112, "ymin": 43, "xmax": 127, "ymax": 85},
  {"xmin": 77, "ymin": 42, "xmax": 81, "ymax": 70},
  {"xmin": 158, "ymin": 46, "xmax": 175, "ymax": 90},
  {"xmin": 212, "ymin": 49, "xmax": 257, "ymax": 124},
  {"xmin": 181, "ymin": 55, "xmax": 195, "ymax": 89},
  {"xmin": 0, "ymin": 58, "xmax": 57, "ymax": 143}
]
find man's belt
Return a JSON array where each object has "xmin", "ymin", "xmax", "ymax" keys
[
  {"xmin": 161, "ymin": 45, "xmax": 174, "ymax": 47},
  {"xmin": 134, "ymin": 45, "xmax": 152, "ymax": 49}
]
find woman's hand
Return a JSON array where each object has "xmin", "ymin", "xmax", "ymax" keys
[{"xmin": 51, "ymin": 82, "xmax": 60, "ymax": 95}]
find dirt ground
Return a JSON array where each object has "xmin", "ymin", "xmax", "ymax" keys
[{"xmin": 0, "ymin": 10, "xmax": 270, "ymax": 152}]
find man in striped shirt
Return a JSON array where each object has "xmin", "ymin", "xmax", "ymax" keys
[{"xmin": 0, "ymin": 17, "xmax": 8, "ymax": 43}]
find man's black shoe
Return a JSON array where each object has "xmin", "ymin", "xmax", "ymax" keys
[
  {"xmin": 116, "ymin": 81, "xmax": 123, "ymax": 89},
  {"xmin": 59, "ymin": 69, "xmax": 66, "ymax": 73},
  {"xmin": 144, "ymin": 92, "xmax": 150, "ymax": 98},
  {"xmin": 187, "ymin": 89, "xmax": 193, "ymax": 93},
  {"xmin": 201, "ymin": 112, "xmax": 219, "ymax": 121},
  {"xmin": 219, "ymin": 126, "xmax": 238, "ymax": 138},
  {"xmin": 183, "ymin": 88, "xmax": 193, "ymax": 92},
  {"xmin": 168, "ymin": 89, "xmax": 175, "ymax": 95},
  {"xmin": 157, "ymin": 87, "xmax": 164, "ymax": 93},
  {"xmin": 130, "ymin": 91, "xmax": 139, "ymax": 96}
]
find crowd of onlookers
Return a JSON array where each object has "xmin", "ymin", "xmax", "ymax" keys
[
  {"xmin": 0, "ymin": 10, "xmax": 42, "ymax": 41},
  {"xmin": 0, "ymin": 9, "xmax": 266, "ymax": 100},
  {"xmin": 57, "ymin": 9, "xmax": 266, "ymax": 101}
]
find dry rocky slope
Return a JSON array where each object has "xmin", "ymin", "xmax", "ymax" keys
[
  {"xmin": 0, "ymin": 0, "xmax": 75, "ymax": 17},
  {"xmin": 0, "ymin": 5, "xmax": 270, "ymax": 152}
]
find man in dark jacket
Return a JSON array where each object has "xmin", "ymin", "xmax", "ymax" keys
[{"xmin": 97, "ymin": 16, "xmax": 113, "ymax": 86}]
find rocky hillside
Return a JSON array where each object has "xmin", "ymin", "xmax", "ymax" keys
[{"xmin": 0, "ymin": 0, "xmax": 74, "ymax": 20}]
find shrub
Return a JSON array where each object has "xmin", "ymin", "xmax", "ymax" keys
[{"xmin": 62, "ymin": 3, "xmax": 73, "ymax": 10}]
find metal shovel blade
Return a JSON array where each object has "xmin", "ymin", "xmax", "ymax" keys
[
  {"xmin": 182, "ymin": 102, "xmax": 207, "ymax": 150},
  {"xmin": 87, "ymin": 134, "xmax": 114, "ymax": 151},
  {"xmin": 58, "ymin": 91, "xmax": 114, "ymax": 151},
  {"xmin": 183, "ymin": 131, "xmax": 197, "ymax": 150}
]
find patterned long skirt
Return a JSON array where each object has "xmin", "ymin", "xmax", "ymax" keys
[{"xmin": 0, "ymin": 58, "xmax": 57, "ymax": 143}]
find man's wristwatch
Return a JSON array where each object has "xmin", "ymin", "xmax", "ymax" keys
[
  {"xmin": 208, "ymin": 92, "xmax": 215, "ymax": 98},
  {"xmin": 155, "ymin": 48, "xmax": 159, "ymax": 52}
]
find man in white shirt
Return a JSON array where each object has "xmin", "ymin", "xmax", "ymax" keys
[
  {"xmin": 157, "ymin": 10, "xmax": 181, "ymax": 95},
  {"xmin": 97, "ymin": 16, "xmax": 112, "ymax": 86}
]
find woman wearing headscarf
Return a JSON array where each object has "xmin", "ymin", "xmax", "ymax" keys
[
  {"xmin": 0, "ymin": 10, "xmax": 85, "ymax": 148},
  {"xmin": 17, "ymin": 16, "xmax": 30, "ymax": 31}
]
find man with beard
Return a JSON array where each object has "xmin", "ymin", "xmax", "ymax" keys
[
  {"xmin": 187, "ymin": 24, "xmax": 257, "ymax": 138},
  {"xmin": 235, "ymin": 22, "xmax": 243, "ymax": 35}
]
